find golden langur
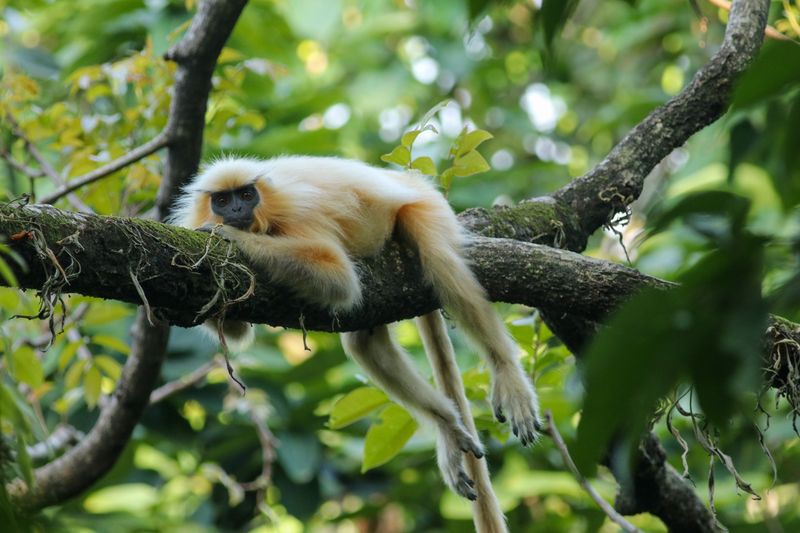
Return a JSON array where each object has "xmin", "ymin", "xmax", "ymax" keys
[{"xmin": 170, "ymin": 156, "xmax": 540, "ymax": 532}]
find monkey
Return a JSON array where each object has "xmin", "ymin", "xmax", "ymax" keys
[{"xmin": 170, "ymin": 156, "xmax": 540, "ymax": 532}]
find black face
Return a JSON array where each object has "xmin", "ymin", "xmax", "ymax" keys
[{"xmin": 210, "ymin": 184, "xmax": 260, "ymax": 229}]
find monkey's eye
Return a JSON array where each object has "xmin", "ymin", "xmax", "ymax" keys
[
  {"xmin": 241, "ymin": 190, "xmax": 253, "ymax": 201},
  {"xmin": 213, "ymin": 195, "xmax": 229, "ymax": 206}
]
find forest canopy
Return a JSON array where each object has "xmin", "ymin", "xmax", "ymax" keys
[{"xmin": 1, "ymin": 0, "xmax": 800, "ymax": 532}]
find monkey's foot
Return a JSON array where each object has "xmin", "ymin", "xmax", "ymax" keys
[
  {"xmin": 454, "ymin": 423, "xmax": 484, "ymax": 459},
  {"xmin": 437, "ymin": 430, "xmax": 478, "ymax": 501},
  {"xmin": 491, "ymin": 368, "xmax": 541, "ymax": 446}
]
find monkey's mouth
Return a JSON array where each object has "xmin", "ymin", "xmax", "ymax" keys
[{"xmin": 224, "ymin": 217, "xmax": 253, "ymax": 230}]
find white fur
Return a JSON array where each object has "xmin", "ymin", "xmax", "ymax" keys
[{"xmin": 172, "ymin": 156, "xmax": 540, "ymax": 531}]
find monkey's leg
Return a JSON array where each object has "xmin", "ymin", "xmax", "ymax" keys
[
  {"xmin": 396, "ymin": 199, "xmax": 541, "ymax": 445},
  {"xmin": 341, "ymin": 325, "xmax": 483, "ymax": 500},
  {"xmin": 416, "ymin": 311, "xmax": 508, "ymax": 533}
]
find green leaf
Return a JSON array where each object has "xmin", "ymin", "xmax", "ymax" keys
[
  {"xmin": 541, "ymin": 0, "xmax": 580, "ymax": 48},
  {"xmin": 91, "ymin": 334, "xmax": 130, "ymax": 355},
  {"xmin": 455, "ymin": 129, "xmax": 493, "ymax": 158},
  {"xmin": 728, "ymin": 119, "xmax": 758, "ymax": 183},
  {"xmin": 0, "ymin": 256, "xmax": 18, "ymax": 287},
  {"xmin": 380, "ymin": 146, "xmax": 411, "ymax": 167},
  {"xmin": 362, "ymin": 404, "xmax": 418, "ymax": 472},
  {"xmin": 84, "ymin": 365, "xmax": 102, "ymax": 409},
  {"xmin": 731, "ymin": 41, "xmax": 800, "ymax": 110},
  {"xmin": 649, "ymin": 190, "xmax": 750, "ymax": 239},
  {"xmin": 440, "ymin": 168, "xmax": 455, "ymax": 192},
  {"xmin": 15, "ymin": 434, "xmax": 33, "ymax": 488},
  {"xmin": 84, "ymin": 484, "xmax": 159, "ymax": 513},
  {"xmin": 329, "ymin": 387, "xmax": 389, "ymax": 429},
  {"xmin": 0, "ymin": 383, "xmax": 30, "ymax": 433},
  {"xmin": 58, "ymin": 340, "xmax": 82, "ymax": 371},
  {"xmin": 450, "ymin": 150, "xmax": 491, "ymax": 178},
  {"xmin": 65, "ymin": 359, "xmax": 88, "ymax": 390},
  {"xmin": 275, "ymin": 432, "xmax": 322, "ymax": 483},
  {"xmin": 776, "ymin": 91, "xmax": 800, "ymax": 207},
  {"xmin": 11, "ymin": 345, "xmax": 44, "ymax": 388},
  {"xmin": 574, "ymin": 203, "xmax": 767, "ymax": 473},
  {"xmin": 410, "ymin": 156, "xmax": 437, "ymax": 176},
  {"xmin": 401, "ymin": 129, "xmax": 422, "ymax": 149},
  {"xmin": 573, "ymin": 288, "xmax": 687, "ymax": 474},
  {"xmin": 468, "ymin": 0, "xmax": 492, "ymax": 20},
  {"xmin": 94, "ymin": 355, "xmax": 122, "ymax": 381},
  {"xmin": 419, "ymin": 99, "xmax": 451, "ymax": 128}
]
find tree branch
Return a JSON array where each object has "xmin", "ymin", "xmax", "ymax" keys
[
  {"xmin": 539, "ymin": 2, "xmax": 770, "ymax": 529},
  {"xmin": 0, "ymin": 203, "xmax": 672, "ymax": 331},
  {"xmin": 553, "ymin": 0, "xmax": 769, "ymax": 240},
  {"xmin": 544, "ymin": 411, "xmax": 642, "ymax": 533},
  {"xmin": 5, "ymin": 0, "xmax": 249, "ymax": 511},
  {"xmin": 456, "ymin": 0, "xmax": 770, "ymax": 254},
  {"xmin": 7, "ymin": 312, "xmax": 169, "ymax": 511},
  {"xmin": 38, "ymin": 131, "xmax": 171, "ymax": 205}
]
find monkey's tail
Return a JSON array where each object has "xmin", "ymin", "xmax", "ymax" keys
[
  {"xmin": 416, "ymin": 311, "xmax": 508, "ymax": 533},
  {"xmin": 396, "ymin": 198, "xmax": 518, "ymax": 361}
]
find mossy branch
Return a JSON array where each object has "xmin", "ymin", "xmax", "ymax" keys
[{"xmin": 0, "ymin": 203, "xmax": 670, "ymax": 333}]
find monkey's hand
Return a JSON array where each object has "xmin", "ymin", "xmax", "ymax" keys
[{"xmin": 196, "ymin": 223, "xmax": 233, "ymax": 241}]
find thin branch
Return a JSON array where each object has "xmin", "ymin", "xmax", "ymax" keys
[
  {"xmin": 544, "ymin": 411, "xmax": 642, "ymax": 533},
  {"xmin": 38, "ymin": 130, "xmax": 170, "ymax": 205},
  {"xmin": 25, "ymin": 425, "xmax": 85, "ymax": 461},
  {"xmin": 0, "ymin": 148, "xmax": 44, "ymax": 178},
  {"xmin": 240, "ymin": 403, "xmax": 277, "ymax": 492},
  {"xmin": 5, "ymin": 114, "xmax": 93, "ymax": 213},
  {"xmin": 149, "ymin": 359, "xmax": 219, "ymax": 404}
]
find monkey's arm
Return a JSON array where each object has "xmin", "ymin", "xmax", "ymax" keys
[{"xmin": 208, "ymin": 226, "xmax": 362, "ymax": 310}]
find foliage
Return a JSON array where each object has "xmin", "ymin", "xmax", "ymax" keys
[{"xmin": 0, "ymin": 0, "xmax": 799, "ymax": 532}]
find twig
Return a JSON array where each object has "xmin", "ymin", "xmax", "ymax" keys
[
  {"xmin": 544, "ymin": 411, "xmax": 643, "ymax": 533},
  {"xmin": 149, "ymin": 358, "xmax": 220, "ymax": 404},
  {"xmin": 129, "ymin": 267, "xmax": 155, "ymax": 326},
  {"xmin": 240, "ymin": 405, "xmax": 277, "ymax": 492},
  {"xmin": 39, "ymin": 130, "xmax": 171, "ymax": 204},
  {"xmin": 25, "ymin": 425, "xmax": 85, "ymax": 461},
  {"xmin": 0, "ymin": 148, "xmax": 44, "ymax": 178},
  {"xmin": 5, "ymin": 115, "xmax": 93, "ymax": 213}
]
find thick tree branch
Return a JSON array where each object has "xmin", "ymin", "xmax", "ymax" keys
[
  {"xmin": 455, "ymin": 0, "xmax": 770, "ymax": 254},
  {"xmin": 0, "ymin": 203, "xmax": 672, "ymax": 331},
  {"xmin": 553, "ymin": 0, "xmax": 769, "ymax": 241},
  {"xmin": 6, "ymin": 0, "xmax": 249, "ymax": 511},
  {"xmin": 541, "ymin": 2, "xmax": 770, "ymax": 530},
  {"xmin": 1, "ymin": 202, "xmax": 795, "ymax": 359},
  {"xmin": 0, "ymin": 0, "xmax": 775, "ymax": 525},
  {"xmin": 157, "ymin": 0, "xmax": 249, "ymax": 218},
  {"xmin": 7, "ymin": 312, "xmax": 169, "ymax": 511}
]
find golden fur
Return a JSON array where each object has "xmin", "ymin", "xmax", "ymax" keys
[{"xmin": 170, "ymin": 156, "xmax": 541, "ymax": 533}]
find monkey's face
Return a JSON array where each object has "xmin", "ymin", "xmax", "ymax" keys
[{"xmin": 209, "ymin": 184, "xmax": 261, "ymax": 230}]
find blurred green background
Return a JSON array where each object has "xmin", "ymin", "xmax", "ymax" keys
[{"xmin": 1, "ymin": 0, "xmax": 800, "ymax": 531}]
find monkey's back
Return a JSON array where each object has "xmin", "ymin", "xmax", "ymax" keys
[{"xmin": 263, "ymin": 156, "xmax": 452, "ymax": 257}]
